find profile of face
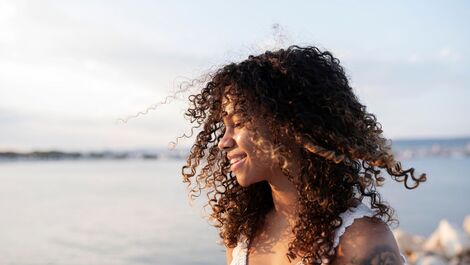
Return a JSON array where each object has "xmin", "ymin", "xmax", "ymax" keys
[{"xmin": 217, "ymin": 99, "xmax": 284, "ymax": 187}]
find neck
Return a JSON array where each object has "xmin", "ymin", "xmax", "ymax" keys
[{"xmin": 267, "ymin": 170, "xmax": 299, "ymax": 224}]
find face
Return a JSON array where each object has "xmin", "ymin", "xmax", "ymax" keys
[{"xmin": 217, "ymin": 99, "xmax": 283, "ymax": 187}]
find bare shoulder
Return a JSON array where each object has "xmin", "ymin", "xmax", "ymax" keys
[
  {"xmin": 332, "ymin": 217, "xmax": 404, "ymax": 265},
  {"xmin": 226, "ymin": 246, "xmax": 234, "ymax": 265}
]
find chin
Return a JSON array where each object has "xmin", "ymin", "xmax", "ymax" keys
[
  {"xmin": 236, "ymin": 176, "xmax": 252, "ymax": 187},
  {"xmin": 235, "ymin": 174, "xmax": 264, "ymax": 188}
]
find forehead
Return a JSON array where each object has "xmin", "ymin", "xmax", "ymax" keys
[
  {"xmin": 222, "ymin": 98, "xmax": 235, "ymax": 116},
  {"xmin": 220, "ymin": 86, "xmax": 255, "ymax": 120},
  {"xmin": 221, "ymin": 93, "xmax": 236, "ymax": 116}
]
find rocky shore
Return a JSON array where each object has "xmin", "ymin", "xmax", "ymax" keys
[{"xmin": 394, "ymin": 216, "xmax": 470, "ymax": 265}]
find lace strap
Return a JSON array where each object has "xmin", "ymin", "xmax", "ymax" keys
[
  {"xmin": 333, "ymin": 203, "xmax": 374, "ymax": 248},
  {"xmin": 229, "ymin": 235, "xmax": 249, "ymax": 265},
  {"xmin": 229, "ymin": 203, "xmax": 407, "ymax": 265},
  {"xmin": 333, "ymin": 204, "xmax": 408, "ymax": 265}
]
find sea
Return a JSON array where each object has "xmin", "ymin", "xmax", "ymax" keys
[{"xmin": 0, "ymin": 138, "xmax": 469, "ymax": 265}]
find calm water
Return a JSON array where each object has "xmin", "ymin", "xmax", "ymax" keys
[{"xmin": 0, "ymin": 157, "xmax": 469, "ymax": 265}]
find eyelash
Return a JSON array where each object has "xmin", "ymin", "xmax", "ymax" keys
[
  {"xmin": 233, "ymin": 122, "xmax": 242, "ymax": 128},
  {"xmin": 222, "ymin": 119, "xmax": 243, "ymax": 129}
]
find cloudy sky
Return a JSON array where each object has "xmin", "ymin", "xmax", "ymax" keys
[{"xmin": 0, "ymin": 0, "xmax": 469, "ymax": 151}]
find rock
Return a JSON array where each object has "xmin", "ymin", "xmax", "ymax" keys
[
  {"xmin": 415, "ymin": 255, "xmax": 448, "ymax": 265},
  {"xmin": 393, "ymin": 228, "xmax": 425, "ymax": 254},
  {"xmin": 424, "ymin": 225, "xmax": 446, "ymax": 257},
  {"xmin": 464, "ymin": 216, "xmax": 470, "ymax": 236},
  {"xmin": 459, "ymin": 254, "xmax": 470, "ymax": 265},
  {"xmin": 449, "ymin": 258, "xmax": 458, "ymax": 265},
  {"xmin": 449, "ymin": 254, "xmax": 470, "ymax": 265},
  {"xmin": 409, "ymin": 252, "xmax": 427, "ymax": 265},
  {"xmin": 423, "ymin": 219, "xmax": 470, "ymax": 258}
]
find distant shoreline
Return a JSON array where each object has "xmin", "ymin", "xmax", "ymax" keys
[
  {"xmin": 1, "ymin": 138, "xmax": 469, "ymax": 162},
  {"xmin": 0, "ymin": 149, "xmax": 187, "ymax": 162}
]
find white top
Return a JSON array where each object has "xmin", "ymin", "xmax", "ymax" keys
[{"xmin": 229, "ymin": 203, "xmax": 407, "ymax": 265}]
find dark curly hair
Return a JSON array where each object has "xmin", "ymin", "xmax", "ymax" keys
[{"xmin": 181, "ymin": 45, "xmax": 426, "ymax": 265}]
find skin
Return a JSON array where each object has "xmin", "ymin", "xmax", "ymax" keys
[
  {"xmin": 331, "ymin": 217, "xmax": 403, "ymax": 265},
  {"xmin": 220, "ymin": 101, "xmax": 404, "ymax": 265},
  {"xmin": 219, "ymin": 102, "xmax": 302, "ymax": 265}
]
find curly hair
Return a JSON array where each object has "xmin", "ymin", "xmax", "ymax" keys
[{"xmin": 181, "ymin": 45, "xmax": 426, "ymax": 265}]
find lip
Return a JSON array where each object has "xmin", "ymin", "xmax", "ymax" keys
[
  {"xmin": 227, "ymin": 152, "xmax": 247, "ymax": 161},
  {"xmin": 230, "ymin": 156, "xmax": 246, "ymax": 172}
]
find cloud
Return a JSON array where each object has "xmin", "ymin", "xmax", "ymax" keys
[
  {"xmin": 406, "ymin": 47, "xmax": 464, "ymax": 64},
  {"xmin": 0, "ymin": 0, "xmax": 212, "ymax": 151},
  {"xmin": 0, "ymin": 0, "xmax": 217, "ymax": 119},
  {"xmin": 346, "ymin": 57, "xmax": 469, "ymax": 99},
  {"xmin": 0, "ymin": 0, "xmax": 17, "ymax": 22},
  {"xmin": 438, "ymin": 47, "xmax": 462, "ymax": 62},
  {"xmin": 1, "ymin": 1, "xmax": 469, "ymax": 150},
  {"xmin": 0, "ymin": 105, "xmax": 195, "ymax": 151}
]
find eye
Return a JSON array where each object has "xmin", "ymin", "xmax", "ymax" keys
[{"xmin": 233, "ymin": 122, "xmax": 243, "ymax": 128}]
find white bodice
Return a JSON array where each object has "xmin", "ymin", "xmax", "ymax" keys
[{"xmin": 229, "ymin": 203, "xmax": 407, "ymax": 265}]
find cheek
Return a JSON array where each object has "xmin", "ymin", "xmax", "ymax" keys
[
  {"xmin": 234, "ymin": 130, "xmax": 254, "ymax": 151},
  {"xmin": 237, "ymin": 131, "xmax": 275, "ymax": 170}
]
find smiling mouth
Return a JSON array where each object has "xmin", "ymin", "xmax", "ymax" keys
[{"xmin": 230, "ymin": 155, "xmax": 247, "ymax": 171}]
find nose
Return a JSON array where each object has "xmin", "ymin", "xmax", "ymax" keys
[{"xmin": 218, "ymin": 128, "xmax": 235, "ymax": 150}]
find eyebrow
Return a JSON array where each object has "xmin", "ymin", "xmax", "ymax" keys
[
  {"xmin": 222, "ymin": 114, "xmax": 232, "ymax": 123},
  {"xmin": 222, "ymin": 113, "xmax": 239, "ymax": 124}
]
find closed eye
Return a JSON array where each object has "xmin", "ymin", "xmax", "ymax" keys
[{"xmin": 233, "ymin": 122, "xmax": 243, "ymax": 128}]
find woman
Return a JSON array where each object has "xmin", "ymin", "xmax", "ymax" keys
[{"xmin": 181, "ymin": 45, "xmax": 426, "ymax": 265}]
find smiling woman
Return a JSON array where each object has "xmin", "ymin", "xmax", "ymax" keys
[
  {"xmin": 219, "ymin": 97, "xmax": 285, "ymax": 188},
  {"xmin": 181, "ymin": 45, "xmax": 426, "ymax": 265}
]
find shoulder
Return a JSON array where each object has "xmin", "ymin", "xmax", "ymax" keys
[{"xmin": 331, "ymin": 216, "xmax": 404, "ymax": 265}]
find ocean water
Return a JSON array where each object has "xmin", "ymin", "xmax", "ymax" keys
[
  {"xmin": 0, "ymin": 155, "xmax": 469, "ymax": 264},
  {"xmin": 0, "ymin": 160, "xmax": 224, "ymax": 265}
]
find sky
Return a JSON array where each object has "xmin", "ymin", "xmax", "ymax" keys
[{"xmin": 0, "ymin": 0, "xmax": 469, "ymax": 151}]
